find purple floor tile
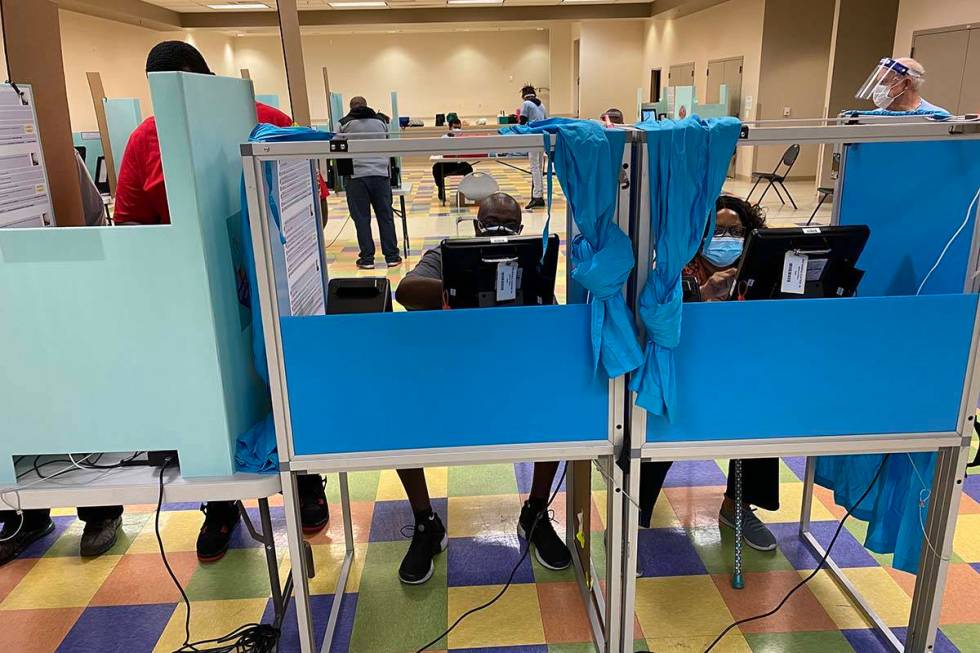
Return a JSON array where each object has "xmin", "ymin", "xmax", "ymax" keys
[
  {"xmin": 514, "ymin": 462, "xmax": 567, "ymax": 495},
  {"xmin": 266, "ymin": 593, "xmax": 357, "ymax": 653},
  {"xmin": 769, "ymin": 521, "xmax": 877, "ymax": 570},
  {"xmin": 369, "ymin": 498, "xmax": 448, "ymax": 543},
  {"xmin": 162, "ymin": 501, "xmax": 201, "ymax": 512},
  {"xmin": 636, "ymin": 527, "xmax": 706, "ymax": 577},
  {"xmin": 450, "ymin": 646, "xmax": 549, "ymax": 652},
  {"xmin": 662, "ymin": 460, "xmax": 728, "ymax": 488},
  {"xmin": 964, "ymin": 473, "xmax": 980, "ymax": 504},
  {"xmin": 783, "ymin": 456, "xmax": 807, "ymax": 480},
  {"xmin": 57, "ymin": 604, "xmax": 175, "ymax": 653},
  {"xmin": 228, "ymin": 506, "xmax": 287, "ymax": 550},
  {"xmin": 972, "ymin": 563, "xmax": 980, "ymax": 574},
  {"xmin": 20, "ymin": 515, "xmax": 75, "ymax": 558},
  {"xmin": 447, "ymin": 535, "xmax": 534, "ymax": 587}
]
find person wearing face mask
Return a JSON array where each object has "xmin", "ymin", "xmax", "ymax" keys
[
  {"xmin": 637, "ymin": 196, "xmax": 782, "ymax": 554},
  {"xmin": 856, "ymin": 57, "xmax": 950, "ymax": 115},
  {"xmin": 391, "ymin": 192, "xmax": 571, "ymax": 585}
]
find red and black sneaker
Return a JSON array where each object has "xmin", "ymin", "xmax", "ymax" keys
[
  {"xmin": 196, "ymin": 501, "xmax": 240, "ymax": 562},
  {"xmin": 298, "ymin": 474, "xmax": 330, "ymax": 534}
]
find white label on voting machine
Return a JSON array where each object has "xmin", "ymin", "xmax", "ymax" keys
[
  {"xmin": 496, "ymin": 261, "xmax": 518, "ymax": 301},
  {"xmin": 781, "ymin": 251, "xmax": 807, "ymax": 294},
  {"xmin": 802, "ymin": 227, "xmax": 821, "ymax": 234}
]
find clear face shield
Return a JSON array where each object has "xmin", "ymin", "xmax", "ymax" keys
[{"xmin": 855, "ymin": 58, "xmax": 919, "ymax": 109}]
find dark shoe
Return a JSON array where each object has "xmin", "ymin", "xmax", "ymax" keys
[
  {"xmin": 0, "ymin": 516, "xmax": 55, "ymax": 566},
  {"xmin": 719, "ymin": 504, "xmax": 777, "ymax": 552},
  {"xmin": 518, "ymin": 499, "xmax": 571, "ymax": 571},
  {"xmin": 356, "ymin": 258, "xmax": 375, "ymax": 270},
  {"xmin": 80, "ymin": 516, "xmax": 122, "ymax": 557},
  {"xmin": 298, "ymin": 474, "xmax": 330, "ymax": 534},
  {"xmin": 398, "ymin": 511, "xmax": 447, "ymax": 585},
  {"xmin": 525, "ymin": 198, "xmax": 546, "ymax": 210},
  {"xmin": 386, "ymin": 256, "xmax": 403, "ymax": 268},
  {"xmin": 196, "ymin": 501, "xmax": 240, "ymax": 562}
]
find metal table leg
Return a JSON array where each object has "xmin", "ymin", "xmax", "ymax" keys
[
  {"xmin": 282, "ymin": 471, "xmax": 317, "ymax": 653},
  {"xmin": 319, "ymin": 471, "xmax": 355, "ymax": 653},
  {"xmin": 399, "ymin": 194, "xmax": 409, "ymax": 258}
]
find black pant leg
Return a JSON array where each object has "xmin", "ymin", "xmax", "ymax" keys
[
  {"xmin": 638, "ymin": 461, "xmax": 673, "ymax": 527},
  {"xmin": 366, "ymin": 177, "xmax": 399, "ymax": 260},
  {"xmin": 76, "ymin": 505, "xmax": 123, "ymax": 523},
  {"xmin": 0, "ymin": 508, "xmax": 51, "ymax": 529},
  {"xmin": 724, "ymin": 458, "xmax": 780, "ymax": 511},
  {"xmin": 345, "ymin": 177, "xmax": 376, "ymax": 260}
]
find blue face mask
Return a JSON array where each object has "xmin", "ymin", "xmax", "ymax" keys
[{"xmin": 702, "ymin": 236, "xmax": 744, "ymax": 268}]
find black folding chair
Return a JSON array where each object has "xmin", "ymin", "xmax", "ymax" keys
[{"xmin": 746, "ymin": 144, "xmax": 801, "ymax": 209}]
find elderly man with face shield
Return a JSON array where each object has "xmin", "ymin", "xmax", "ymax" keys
[{"xmin": 856, "ymin": 57, "xmax": 950, "ymax": 115}]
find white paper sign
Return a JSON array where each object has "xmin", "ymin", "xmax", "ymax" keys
[
  {"xmin": 496, "ymin": 261, "xmax": 518, "ymax": 301},
  {"xmin": 278, "ymin": 159, "xmax": 325, "ymax": 316},
  {"xmin": 781, "ymin": 251, "xmax": 808, "ymax": 294}
]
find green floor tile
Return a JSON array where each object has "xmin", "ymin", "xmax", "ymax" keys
[
  {"xmin": 691, "ymin": 525, "xmax": 795, "ymax": 574},
  {"xmin": 745, "ymin": 630, "xmax": 854, "ymax": 653},
  {"xmin": 778, "ymin": 460, "xmax": 801, "ymax": 482},
  {"xmin": 184, "ymin": 548, "xmax": 274, "ymax": 600},
  {"xmin": 324, "ymin": 470, "xmax": 381, "ymax": 503},
  {"xmin": 43, "ymin": 512, "xmax": 149, "ymax": 558},
  {"xmin": 350, "ymin": 541, "xmax": 448, "ymax": 652},
  {"xmin": 550, "ymin": 643, "xmax": 599, "ymax": 652},
  {"xmin": 940, "ymin": 624, "xmax": 980, "ymax": 653},
  {"xmin": 448, "ymin": 463, "xmax": 519, "ymax": 496}
]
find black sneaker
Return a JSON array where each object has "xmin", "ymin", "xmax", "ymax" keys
[
  {"xmin": 518, "ymin": 499, "xmax": 571, "ymax": 571},
  {"xmin": 398, "ymin": 511, "xmax": 448, "ymax": 585},
  {"xmin": 356, "ymin": 258, "xmax": 375, "ymax": 270},
  {"xmin": 525, "ymin": 198, "xmax": 546, "ymax": 210},
  {"xmin": 80, "ymin": 516, "xmax": 122, "ymax": 557},
  {"xmin": 298, "ymin": 474, "xmax": 330, "ymax": 534},
  {"xmin": 196, "ymin": 501, "xmax": 241, "ymax": 562},
  {"xmin": 386, "ymin": 256, "xmax": 403, "ymax": 268},
  {"xmin": 0, "ymin": 515, "xmax": 55, "ymax": 566}
]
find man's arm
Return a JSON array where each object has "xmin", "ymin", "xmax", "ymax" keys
[
  {"xmin": 395, "ymin": 276, "xmax": 443, "ymax": 310},
  {"xmin": 112, "ymin": 132, "xmax": 154, "ymax": 225}
]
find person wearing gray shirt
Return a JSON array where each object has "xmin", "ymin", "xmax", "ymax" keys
[
  {"xmin": 339, "ymin": 97, "xmax": 401, "ymax": 269},
  {"xmin": 518, "ymin": 84, "xmax": 548, "ymax": 210}
]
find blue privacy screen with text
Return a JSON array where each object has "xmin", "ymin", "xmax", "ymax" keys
[
  {"xmin": 646, "ymin": 293, "xmax": 976, "ymax": 442},
  {"xmin": 281, "ymin": 304, "xmax": 609, "ymax": 454}
]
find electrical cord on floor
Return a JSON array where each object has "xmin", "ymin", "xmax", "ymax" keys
[
  {"xmin": 697, "ymin": 453, "xmax": 892, "ymax": 653},
  {"xmin": 324, "ymin": 215, "xmax": 351, "ymax": 249},
  {"xmin": 414, "ymin": 462, "xmax": 568, "ymax": 653},
  {"xmin": 154, "ymin": 458, "xmax": 280, "ymax": 653}
]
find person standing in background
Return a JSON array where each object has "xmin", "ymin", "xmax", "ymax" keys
[{"xmin": 517, "ymin": 85, "xmax": 547, "ymax": 210}]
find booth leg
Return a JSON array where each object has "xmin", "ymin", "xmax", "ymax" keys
[
  {"xmin": 621, "ymin": 455, "xmax": 641, "ymax": 653},
  {"xmin": 567, "ymin": 460, "xmax": 606, "ymax": 652},
  {"xmin": 319, "ymin": 471, "xmax": 355, "ymax": 653},
  {"xmin": 732, "ymin": 459, "xmax": 744, "ymax": 590},
  {"xmin": 799, "ymin": 456, "xmax": 816, "ymax": 535},
  {"xmin": 238, "ymin": 498, "xmax": 289, "ymax": 626},
  {"xmin": 906, "ymin": 444, "xmax": 969, "ymax": 653},
  {"xmin": 281, "ymin": 470, "xmax": 317, "ymax": 653},
  {"xmin": 604, "ymin": 455, "xmax": 624, "ymax": 653}
]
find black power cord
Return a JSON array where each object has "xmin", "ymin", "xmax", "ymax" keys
[
  {"xmin": 698, "ymin": 453, "xmax": 892, "ymax": 653},
  {"xmin": 415, "ymin": 462, "xmax": 568, "ymax": 653},
  {"xmin": 154, "ymin": 458, "xmax": 280, "ymax": 653}
]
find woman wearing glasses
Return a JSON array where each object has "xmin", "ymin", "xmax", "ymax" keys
[{"xmin": 637, "ymin": 195, "xmax": 781, "ymax": 554}]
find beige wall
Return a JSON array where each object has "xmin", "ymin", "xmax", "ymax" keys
[
  {"xmin": 894, "ymin": 0, "xmax": 980, "ymax": 56},
  {"xmin": 578, "ymin": 20, "xmax": 644, "ymax": 123},
  {"xmin": 641, "ymin": 0, "xmax": 764, "ymax": 177},
  {"xmin": 59, "ymin": 10, "xmax": 236, "ymax": 132},
  {"xmin": 237, "ymin": 29, "xmax": 550, "ymax": 123},
  {"xmin": 549, "ymin": 22, "xmax": 574, "ymax": 116},
  {"xmin": 754, "ymin": 0, "xmax": 835, "ymax": 179}
]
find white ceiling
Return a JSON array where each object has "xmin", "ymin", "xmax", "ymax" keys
[{"xmin": 144, "ymin": 0, "xmax": 643, "ymax": 10}]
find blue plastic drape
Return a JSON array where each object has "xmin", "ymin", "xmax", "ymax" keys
[
  {"xmin": 629, "ymin": 116, "xmax": 741, "ymax": 419},
  {"xmin": 503, "ymin": 118, "xmax": 643, "ymax": 378},
  {"xmin": 236, "ymin": 124, "xmax": 333, "ymax": 472}
]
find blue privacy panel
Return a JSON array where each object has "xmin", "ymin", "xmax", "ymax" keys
[
  {"xmin": 256, "ymin": 94, "xmax": 280, "ymax": 109},
  {"xmin": 646, "ymin": 294, "xmax": 977, "ymax": 443},
  {"xmin": 281, "ymin": 305, "xmax": 609, "ymax": 454},
  {"xmin": 839, "ymin": 140, "xmax": 980, "ymax": 296},
  {"xmin": 103, "ymin": 98, "xmax": 142, "ymax": 178}
]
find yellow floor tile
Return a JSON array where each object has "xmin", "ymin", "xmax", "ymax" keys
[
  {"xmin": 305, "ymin": 543, "xmax": 367, "ymax": 595},
  {"xmin": 152, "ymin": 599, "xmax": 268, "ymax": 653},
  {"xmin": 812, "ymin": 567, "xmax": 912, "ymax": 628},
  {"xmin": 802, "ymin": 570, "xmax": 880, "ymax": 630},
  {"xmin": 634, "ymin": 575, "xmax": 734, "ymax": 639},
  {"xmin": 447, "ymin": 583, "xmax": 545, "ymax": 649},
  {"xmin": 447, "ymin": 494, "xmax": 521, "ymax": 539},
  {"xmin": 649, "ymin": 490, "xmax": 682, "ymax": 529},
  {"xmin": 953, "ymin": 514, "xmax": 980, "ymax": 562},
  {"xmin": 127, "ymin": 510, "xmax": 204, "ymax": 554},
  {"xmin": 376, "ymin": 467, "xmax": 448, "ymax": 501},
  {"xmin": 1, "ymin": 555, "xmax": 121, "ymax": 609},
  {"xmin": 758, "ymin": 482, "xmax": 836, "ymax": 525}
]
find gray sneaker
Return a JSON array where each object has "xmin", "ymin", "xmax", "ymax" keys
[
  {"xmin": 719, "ymin": 505, "xmax": 777, "ymax": 552},
  {"xmin": 80, "ymin": 516, "xmax": 122, "ymax": 557}
]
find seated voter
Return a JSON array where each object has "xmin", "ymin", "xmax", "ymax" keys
[
  {"xmin": 638, "ymin": 196, "xmax": 782, "ymax": 553},
  {"xmin": 392, "ymin": 193, "xmax": 571, "ymax": 584},
  {"xmin": 431, "ymin": 118, "xmax": 474, "ymax": 203}
]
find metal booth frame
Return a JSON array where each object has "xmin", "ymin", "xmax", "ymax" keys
[
  {"xmin": 621, "ymin": 116, "xmax": 980, "ymax": 653},
  {"xmin": 241, "ymin": 132, "xmax": 638, "ymax": 653}
]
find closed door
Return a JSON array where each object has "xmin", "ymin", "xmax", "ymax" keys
[
  {"xmin": 707, "ymin": 56, "xmax": 743, "ymax": 116},
  {"xmin": 668, "ymin": 62, "xmax": 695, "ymax": 88},
  {"xmin": 960, "ymin": 29, "xmax": 980, "ymax": 113},
  {"xmin": 911, "ymin": 27, "xmax": 970, "ymax": 113}
]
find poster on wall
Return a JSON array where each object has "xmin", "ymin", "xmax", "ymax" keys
[{"xmin": 0, "ymin": 84, "xmax": 54, "ymax": 229}]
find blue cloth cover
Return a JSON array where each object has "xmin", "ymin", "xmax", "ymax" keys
[
  {"xmin": 629, "ymin": 116, "xmax": 741, "ymax": 418},
  {"xmin": 502, "ymin": 118, "xmax": 643, "ymax": 378},
  {"xmin": 236, "ymin": 124, "xmax": 333, "ymax": 472},
  {"xmin": 843, "ymin": 107, "xmax": 951, "ymax": 118}
]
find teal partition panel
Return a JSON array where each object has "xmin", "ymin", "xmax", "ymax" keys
[
  {"xmin": 256, "ymin": 94, "xmax": 280, "ymax": 109},
  {"xmin": 72, "ymin": 131, "xmax": 104, "ymax": 178},
  {"xmin": 103, "ymin": 98, "xmax": 142, "ymax": 178},
  {"xmin": 0, "ymin": 72, "xmax": 266, "ymax": 483},
  {"xmin": 646, "ymin": 294, "xmax": 977, "ymax": 443}
]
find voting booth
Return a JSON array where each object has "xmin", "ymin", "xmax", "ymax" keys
[
  {"xmin": 623, "ymin": 117, "xmax": 980, "ymax": 653},
  {"xmin": 241, "ymin": 129, "xmax": 636, "ymax": 653}
]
